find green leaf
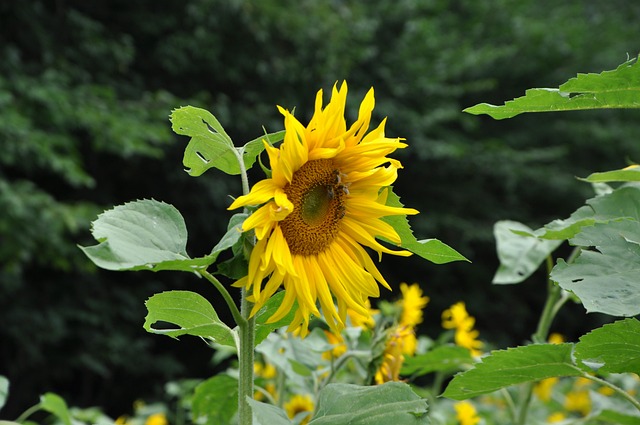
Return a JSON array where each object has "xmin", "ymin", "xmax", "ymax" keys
[
  {"xmin": 254, "ymin": 291, "xmax": 298, "ymax": 345},
  {"xmin": 441, "ymin": 344, "xmax": 582, "ymax": 400},
  {"xmin": 80, "ymin": 199, "xmax": 217, "ymax": 272},
  {"xmin": 143, "ymin": 290, "xmax": 236, "ymax": 347},
  {"xmin": 171, "ymin": 105, "xmax": 284, "ymax": 176},
  {"xmin": 464, "ymin": 56, "xmax": 640, "ymax": 119},
  {"xmin": 382, "ymin": 188, "xmax": 468, "ymax": 264},
  {"xmin": 580, "ymin": 165, "xmax": 640, "ymax": 183},
  {"xmin": 522, "ymin": 186, "xmax": 640, "ymax": 240},
  {"xmin": 40, "ymin": 393, "xmax": 72, "ymax": 425},
  {"xmin": 492, "ymin": 220, "xmax": 563, "ymax": 284},
  {"xmin": 589, "ymin": 391, "xmax": 640, "ymax": 425},
  {"xmin": 192, "ymin": 375, "xmax": 238, "ymax": 425},
  {"xmin": 0, "ymin": 376, "xmax": 8, "ymax": 412},
  {"xmin": 401, "ymin": 345, "xmax": 474, "ymax": 376},
  {"xmin": 309, "ymin": 382, "xmax": 429, "ymax": 425},
  {"xmin": 574, "ymin": 318, "xmax": 640, "ymax": 375},
  {"xmin": 247, "ymin": 399, "xmax": 293, "ymax": 425},
  {"xmin": 551, "ymin": 220, "xmax": 640, "ymax": 317}
]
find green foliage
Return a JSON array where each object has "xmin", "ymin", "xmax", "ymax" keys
[
  {"xmin": 0, "ymin": 376, "xmax": 8, "ymax": 412},
  {"xmin": 442, "ymin": 344, "xmax": 582, "ymax": 400},
  {"xmin": 143, "ymin": 291, "xmax": 236, "ymax": 346},
  {"xmin": 254, "ymin": 292, "xmax": 299, "ymax": 345},
  {"xmin": 492, "ymin": 220, "xmax": 562, "ymax": 284},
  {"xmin": 80, "ymin": 199, "xmax": 218, "ymax": 272},
  {"xmin": 401, "ymin": 345, "xmax": 473, "ymax": 376},
  {"xmin": 575, "ymin": 318, "xmax": 640, "ymax": 375},
  {"xmin": 309, "ymin": 383, "xmax": 429, "ymax": 425},
  {"xmin": 465, "ymin": 56, "xmax": 640, "ymax": 119},
  {"xmin": 39, "ymin": 393, "xmax": 73, "ymax": 425},
  {"xmin": 247, "ymin": 399, "xmax": 293, "ymax": 425},
  {"xmin": 192, "ymin": 375, "xmax": 238, "ymax": 425},
  {"xmin": 581, "ymin": 165, "xmax": 640, "ymax": 183}
]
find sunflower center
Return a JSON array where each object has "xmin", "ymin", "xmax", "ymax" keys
[{"xmin": 280, "ymin": 159, "xmax": 347, "ymax": 256}]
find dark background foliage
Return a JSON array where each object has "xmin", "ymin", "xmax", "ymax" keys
[{"xmin": 1, "ymin": 0, "xmax": 639, "ymax": 418}]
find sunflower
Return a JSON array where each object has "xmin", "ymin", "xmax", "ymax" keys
[{"xmin": 229, "ymin": 81, "xmax": 418, "ymax": 335}]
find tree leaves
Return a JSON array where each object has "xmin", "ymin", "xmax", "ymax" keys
[
  {"xmin": 464, "ymin": 56, "xmax": 640, "ymax": 119},
  {"xmin": 171, "ymin": 105, "xmax": 284, "ymax": 176}
]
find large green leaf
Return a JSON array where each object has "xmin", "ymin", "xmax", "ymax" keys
[
  {"xmin": 191, "ymin": 375, "xmax": 238, "ymax": 425},
  {"xmin": 492, "ymin": 220, "xmax": 562, "ymax": 284},
  {"xmin": 40, "ymin": 393, "xmax": 72, "ymax": 425},
  {"xmin": 441, "ymin": 344, "xmax": 582, "ymax": 400},
  {"xmin": 520, "ymin": 186, "xmax": 640, "ymax": 240},
  {"xmin": 171, "ymin": 105, "xmax": 284, "ymax": 176},
  {"xmin": 143, "ymin": 290, "xmax": 236, "ymax": 347},
  {"xmin": 464, "ymin": 56, "xmax": 640, "ymax": 119},
  {"xmin": 80, "ymin": 199, "xmax": 217, "ymax": 272},
  {"xmin": 581, "ymin": 165, "xmax": 640, "ymax": 183},
  {"xmin": 551, "ymin": 220, "xmax": 640, "ymax": 317},
  {"xmin": 382, "ymin": 188, "xmax": 468, "ymax": 264},
  {"xmin": 401, "ymin": 345, "xmax": 474, "ymax": 376},
  {"xmin": 0, "ymin": 376, "xmax": 7, "ymax": 412},
  {"xmin": 574, "ymin": 318, "xmax": 640, "ymax": 375},
  {"xmin": 309, "ymin": 382, "xmax": 429, "ymax": 425}
]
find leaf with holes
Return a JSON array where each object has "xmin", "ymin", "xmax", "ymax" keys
[
  {"xmin": 574, "ymin": 318, "xmax": 640, "ymax": 375},
  {"xmin": 382, "ymin": 188, "xmax": 468, "ymax": 264},
  {"xmin": 80, "ymin": 199, "xmax": 217, "ymax": 272},
  {"xmin": 464, "ymin": 56, "xmax": 640, "ymax": 119},
  {"xmin": 144, "ymin": 290, "xmax": 236, "ymax": 347},
  {"xmin": 551, "ymin": 220, "xmax": 640, "ymax": 317},
  {"xmin": 442, "ymin": 344, "xmax": 583, "ymax": 400},
  {"xmin": 493, "ymin": 220, "xmax": 562, "ymax": 284}
]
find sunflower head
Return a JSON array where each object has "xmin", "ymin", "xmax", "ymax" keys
[{"xmin": 229, "ymin": 82, "xmax": 418, "ymax": 336}]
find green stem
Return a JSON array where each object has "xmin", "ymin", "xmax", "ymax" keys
[
  {"xmin": 235, "ymin": 147, "xmax": 256, "ymax": 425},
  {"xmin": 238, "ymin": 288, "xmax": 256, "ymax": 425},
  {"xmin": 199, "ymin": 269, "xmax": 245, "ymax": 328},
  {"xmin": 582, "ymin": 373, "xmax": 640, "ymax": 412},
  {"xmin": 500, "ymin": 388, "xmax": 518, "ymax": 425},
  {"xmin": 15, "ymin": 403, "xmax": 42, "ymax": 423}
]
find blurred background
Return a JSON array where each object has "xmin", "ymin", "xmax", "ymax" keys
[{"xmin": 1, "ymin": 0, "xmax": 639, "ymax": 419}]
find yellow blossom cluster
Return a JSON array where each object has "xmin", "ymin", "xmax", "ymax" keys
[{"xmin": 441, "ymin": 302, "xmax": 483, "ymax": 356}]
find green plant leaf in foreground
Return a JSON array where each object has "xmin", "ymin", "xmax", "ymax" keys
[
  {"xmin": 309, "ymin": 382, "xmax": 429, "ymax": 425},
  {"xmin": 442, "ymin": 344, "xmax": 582, "ymax": 400},
  {"xmin": 382, "ymin": 188, "xmax": 468, "ymax": 264},
  {"xmin": 574, "ymin": 318, "xmax": 640, "ymax": 375},
  {"xmin": 40, "ymin": 393, "xmax": 72, "ymax": 425},
  {"xmin": 464, "ymin": 56, "xmax": 640, "ymax": 119},
  {"xmin": 551, "ymin": 220, "xmax": 640, "ymax": 317},
  {"xmin": 247, "ymin": 399, "xmax": 293, "ymax": 425},
  {"xmin": 192, "ymin": 375, "xmax": 239, "ymax": 425},
  {"xmin": 143, "ymin": 290, "xmax": 236, "ymax": 347},
  {"xmin": 80, "ymin": 199, "xmax": 218, "ymax": 272},
  {"xmin": 492, "ymin": 220, "xmax": 563, "ymax": 284},
  {"xmin": 580, "ymin": 165, "xmax": 640, "ymax": 183},
  {"xmin": 0, "ymin": 376, "xmax": 8, "ymax": 412}
]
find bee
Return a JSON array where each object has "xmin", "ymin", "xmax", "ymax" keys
[{"xmin": 326, "ymin": 185, "xmax": 335, "ymax": 200}]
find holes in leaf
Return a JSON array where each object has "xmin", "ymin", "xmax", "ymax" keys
[
  {"xmin": 195, "ymin": 151, "xmax": 210, "ymax": 164},
  {"xmin": 571, "ymin": 278, "xmax": 584, "ymax": 283}
]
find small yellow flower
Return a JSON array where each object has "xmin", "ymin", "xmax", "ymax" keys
[
  {"xmin": 547, "ymin": 412, "xmax": 566, "ymax": 423},
  {"xmin": 322, "ymin": 330, "xmax": 348, "ymax": 359},
  {"xmin": 564, "ymin": 389, "xmax": 591, "ymax": 416},
  {"xmin": 548, "ymin": 333, "xmax": 565, "ymax": 344},
  {"xmin": 533, "ymin": 377, "xmax": 559, "ymax": 402},
  {"xmin": 145, "ymin": 413, "xmax": 168, "ymax": 425},
  {"xmin": 454, "ymin": 401, "xmax": 480, "ymax": 425},
  {"xmin": 375, "ymin": 325, "xmax": 415, "ymax": 384},
  {"xmin": 398, "ymin": 283, "xmax": 429, "ymax": 327},
  {"xmin": 115, "ymin": 416, "xmax": 130, "ymax": 425},
  {"xmin": 347, "ymin": 299, "xmax": 378, "ymax": 329},
  {"xmin": 598, "ymin": 385, "xmax": 615, "ymax": 396},
  {"xmin": 284, "ymin": 394, "xmax": 314, "ymax": 425},
  {"xmin": 254, "ymin": 361, "xmax": 277, "ymax": 379},
  {"xmin": 442, "ymin": 302, "xmax": 483, "ymax": 356}
]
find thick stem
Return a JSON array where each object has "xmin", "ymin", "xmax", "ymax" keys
[{"xmin": 237, "ymin": 288, "xmax": 256, "ymax": 425}]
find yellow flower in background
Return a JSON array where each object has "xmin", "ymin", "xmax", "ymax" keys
[
  {"xmin": 284, "ymin": 394, "xmax": 314, "ymax": 424},
  {"xmin": 230, "ymin": 82, "xmax": 418, "ymax": 335},
  {"xmin": 454, "ymin": 401, "xmax": 480, "ymax": 425},
  {"xmin": 375, "ymin": 325, "xmax": 415, "ymax": 384},
  {"xmin": 398, "ymin": 283, "xmax": 429, "ymax": 327},
  {"xmin": 564, "ymin": 389, "xmax": 591, "ymax": 416},
  {"xmin": 547, "ymin": 412, "xmax": 566, "ymax": 423},
  {"xmin": 442, "ymin": 302, "xmax": 483, "ymax": 356},
  {"xmin": 322, "ymin": 329, "xmax": 348, "ymax": 359},
  {"xmin": 145, "ymin": 413, "xmax": 168, "ymax": 425},
  {"xmin": 548, "ymin": 333, "xmax": 565, "ymax": 344},
  {"xmin": 347, "ymin": 299, "xmax": 377, "ymax": 329},
  {"xmin": 534, "ymin": 377, "xmax": 559, "ymax": 402}
]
